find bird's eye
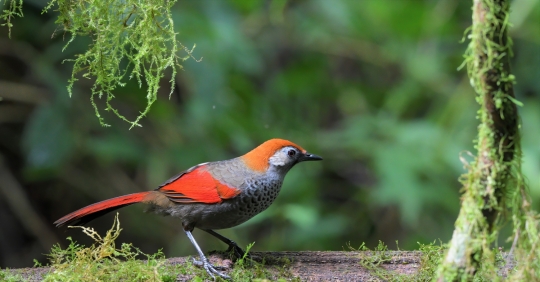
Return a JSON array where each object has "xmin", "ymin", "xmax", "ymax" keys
[{"xmin": 287, "ymin": 149, "xmax": 296, "ymax": 157}]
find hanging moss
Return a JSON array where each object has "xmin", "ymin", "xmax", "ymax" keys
[
  {"xmin": 47, "ymin": 0, "xmax": 200, "ymax": 128},
  {"xmin": 1, "ymin": 0, "xmax": 198, "ymax": 127}
]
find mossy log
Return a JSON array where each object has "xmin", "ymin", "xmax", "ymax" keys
[{"xmin": 5, "ymin": 251, "xmax": 516, "ymax": 281}]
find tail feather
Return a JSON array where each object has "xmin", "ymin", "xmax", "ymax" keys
[{"xmin": 54, "ymin": 192, "xmax": 150, "ymax": 227}]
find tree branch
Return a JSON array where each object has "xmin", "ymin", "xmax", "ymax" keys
[{"xmin": 437, "ymin": 0, "xmax": 519, "ymax": 280}]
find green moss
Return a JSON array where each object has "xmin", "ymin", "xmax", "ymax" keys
[
  {"xmin": 39, "ymin": 214, "xmax": 298, "ymax": 281},
  {"xmin": 39, "ymin": 0, "xmax": 197, "ymax": 128},
  {"xmin": 355, "ymin": 241, "xmax": 405, "ymax": 281},
  {"xmin": 1, "ymin": 0, "xmax": 198, "ymax": 127},
  {"xmin": 347, "ymin": 241, "xmax": 447, "ymax": 281},
  {"xmin": 0, "ymin": 269, "xmax": 24, "ymax": 282},
  {"xmin": 415, "ymin": 242, "xmax": 446, "ymax": 281},
  {"xmin": 436, "ymin": 0, "xmax": 540, "ymax": 280},
  {"xmin": 223, "ymin": 243, "xmax": 298, "ymax": 281},
  {"xmin": 42, "ymin": 214, "xmax": 196, "ymax": 281}
]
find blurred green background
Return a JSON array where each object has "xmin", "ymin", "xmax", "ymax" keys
[{"xmin": 1, "ymin": 0, "xmax": 539, "ymax": 268}]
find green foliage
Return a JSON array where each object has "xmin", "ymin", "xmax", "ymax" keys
[
  {"xmin": 0, "ymin": 0, "xmax": 23, "ymax": 38},
  {"xmin": 41, "ymin": 0, "xmax": 197, "ymax": 128}
]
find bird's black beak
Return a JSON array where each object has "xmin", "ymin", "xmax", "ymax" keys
[{"xmin": 299, "ymin": 152, "xmax": 323, "ymax": 162}]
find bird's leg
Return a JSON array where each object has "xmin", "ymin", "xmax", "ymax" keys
[
  {"xmin": 184, "ymin": 230, "xmax": 230, "ymax": 280},
  {"xmin": 203, "ymin": 229, "xmax": 247, "ymax": 259}
]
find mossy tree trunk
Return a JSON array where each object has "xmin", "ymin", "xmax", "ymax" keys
[{"xmin": 436, "ymin": 0, "xmax": 540, "ymax": 280}]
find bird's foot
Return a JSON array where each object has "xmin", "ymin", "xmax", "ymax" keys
[
  {"xmin": 192, "ymin": 257, "xmax": 230, "ymax": 280},
  {"xmin": 226, "ymin": 243, "xmax": 250, "ymax": 260}
]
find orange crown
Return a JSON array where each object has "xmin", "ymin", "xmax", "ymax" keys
[{"xmin": 241, "ymin": 139, "xmax": 306, "ymax": 172}]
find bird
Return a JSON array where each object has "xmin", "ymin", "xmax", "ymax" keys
[{"xmin": 54, "ymin": 138, "xmax": 322, "ymax": 279}]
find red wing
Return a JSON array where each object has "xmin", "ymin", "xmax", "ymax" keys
[{"xmin": 158, "ymin": 165, "xmax": 240, "ymax": 204}]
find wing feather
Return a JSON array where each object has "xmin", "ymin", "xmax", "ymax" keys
[{"xmin": 158, "ymin": 164, "xmax": 240, "ymax": 204}]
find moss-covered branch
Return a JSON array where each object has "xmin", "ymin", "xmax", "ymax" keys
[{"xmin": 436, "ymin": 0, "xmax": 540, "ymax": 280}]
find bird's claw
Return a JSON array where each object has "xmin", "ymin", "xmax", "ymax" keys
[
  {"xmin": 192, "ymin": 257, "xmax": 230, "ymax": 280},
  {"xmin": 226, "ymin": 243, "xmax": 249, "ymax": 259}
]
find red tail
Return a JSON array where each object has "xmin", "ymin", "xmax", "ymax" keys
[{"xmin": 54, "ymin": 192, "xmax": 150, "ymax": 227}]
